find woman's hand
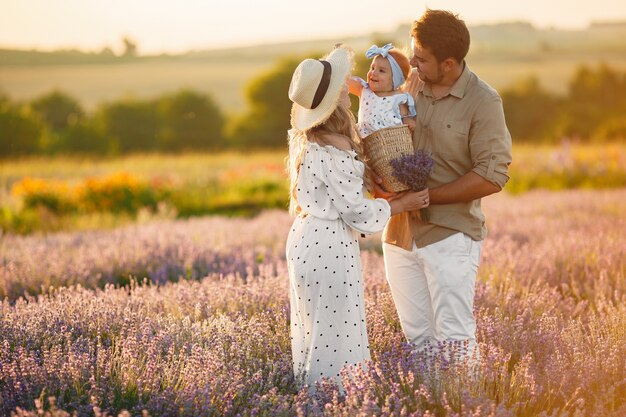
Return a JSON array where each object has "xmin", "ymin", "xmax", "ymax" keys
[
  {"xmin": 402, "ymin": 188, "xmax": 430, "ymax": 210},
  {"xmin": 389, "ymin": 188, "xmax": 429, "ymax": 215},
  {"xmin": 371, "ymin": 172, "xmax": 396, "ymax": 200}
]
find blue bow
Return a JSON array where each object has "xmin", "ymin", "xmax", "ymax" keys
[{"xmin": 365, "ymin": 43, "xmax": 405, "ymax": 90}]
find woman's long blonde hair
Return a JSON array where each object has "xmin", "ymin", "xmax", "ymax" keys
[{"xmin": 287, "ymin": 102, "xmax": 372, "ymax": 216}]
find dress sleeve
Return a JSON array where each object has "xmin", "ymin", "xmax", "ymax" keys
[
  {"xmin": 394, "ymin": 93, "xmax": 416, "ymax": 119},
  {"xmin": 403, "ymin": 93, "xmax": 416, "ymax": 117},
  {"xmin": 319, "ymin": 146, "xmax": 391, "ymax": 234}
]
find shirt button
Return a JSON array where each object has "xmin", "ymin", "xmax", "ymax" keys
[{"xmin": 446, "ymin": 124, "xmax": 451, "ymax": 128}]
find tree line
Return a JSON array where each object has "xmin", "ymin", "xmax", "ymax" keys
[{"xmin": 1, "ymin": 58, "xmax": 625, "ymax": 157}]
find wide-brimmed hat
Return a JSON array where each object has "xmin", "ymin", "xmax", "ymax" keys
[{"xmin": 288, "ymin": 45, "xmax": 354, "ymax": 131}]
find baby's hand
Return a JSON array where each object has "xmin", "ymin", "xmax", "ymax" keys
[{"xmin": 403, "ymin": 117, "xmax": 416, "ymax": 133}]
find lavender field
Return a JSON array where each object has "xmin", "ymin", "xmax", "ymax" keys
[{"xmin": 1, "ymin": 189, "xmax": 625, "ymax": 416}]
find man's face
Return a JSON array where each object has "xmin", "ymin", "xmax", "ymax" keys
[{"xmin": 410, "ymin": 38, "xmax": 444, "ymax": 84}]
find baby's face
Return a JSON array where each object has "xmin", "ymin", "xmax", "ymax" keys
[{"xmin": 367, "ymin": 56, "xmax": 394, "ymax": 93}]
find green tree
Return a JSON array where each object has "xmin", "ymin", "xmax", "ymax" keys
[
  {"xmin": 30, "ymin": 90, "xmax": 84, "ymax": 131},
  {"xmin": 60, "ymin": 121, "xmax": 109, "ymax": 154},
  {"xmin": 29, "ymin": 91, "xmax": 90, "ymax": 154},
  {"xmin": 122, "ymin": 37, "xmax": 138, "ymax": 58},
  {"xmin": 96, "ymin": 99, "xmax": 160, "ymax": 153},
  {"xmin": 562, "ymin": 63, "xmax": 626, "ymax": 139},
  {"xmin": 157, "ymin": 90, "xmax": 224, "ymax": 151},
  {"xmin": 501, "ymin": 76, "xmax": 561, "ymax": 142},
  {"xmin": 0, "ymin": 101, "xmax": 42, "ymax": 157},
  {"xmin": 592, "ymin": 116, "xmax": 626, "ymax": 142},
  {"xmin": 229, "ymin": 57, "xmax": 302, "ymax": 149}
]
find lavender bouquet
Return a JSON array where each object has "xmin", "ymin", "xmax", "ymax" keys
[{"xmin": 389, "ymin": 150, "xmax": 435, "ymax": 220}]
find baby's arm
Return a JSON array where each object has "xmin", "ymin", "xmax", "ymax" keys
[
  {"xmin": 399, "ymin": 102, "xmax": 416, "ymax": 132},
  {"xmin": 347, "ymin": 76, "xmax": 364, "ymax": 97}
]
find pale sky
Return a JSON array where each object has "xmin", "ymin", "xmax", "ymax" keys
[{"xmin": 2, "ymin": 0, "xmax": 626, "ymax": 54}]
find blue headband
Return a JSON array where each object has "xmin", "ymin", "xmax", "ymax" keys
[{"xmin": 365, "ymin": 43, "xmax": 405, "ymax": 90}]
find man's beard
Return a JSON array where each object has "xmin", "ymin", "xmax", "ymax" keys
[{"xmin": 417, "ymin": 68, "xmax": 444, "ymax": 84}]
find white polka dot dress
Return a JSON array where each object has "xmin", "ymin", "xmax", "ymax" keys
[
  {"xmin": 356, "ymin": 86, "xmax": 414, "ymax": 138},
  {"xmin": 286, "ymin": 141, "xmax": 391, "ymax": 389}
]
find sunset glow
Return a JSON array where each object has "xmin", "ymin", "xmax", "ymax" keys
[{"xmin": 2, "ymin": 0, "xmax": 626, "ymax": 54}]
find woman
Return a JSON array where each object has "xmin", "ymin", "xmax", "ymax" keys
[{"xmin": 286, "ymin": 45, "xmax": 430, "ymax": 390}]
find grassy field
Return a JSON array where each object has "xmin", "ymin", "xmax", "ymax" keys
[
  {"xmin": 1, "ymin": 143, "xmax": 624, "ymax": 191},
  {"xmin": 0, "ymin": 57, "xmax": 276, "ymax": 113},
  {"xmin": 0, "ymin": 150, "xmax": 288, "ymax": 233},
  {"xmin": 0, "ymin": 150, "xmax": 286, "ymax": 189},
  {"xmin": 1, "ymin": 143, "xmax": 625, "ymax": 235}
]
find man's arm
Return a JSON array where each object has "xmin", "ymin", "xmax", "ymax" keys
[
  {"xmin": 429, "ymin": 171, "xmax": 500, "ymax": 204},
  {"xmin": 432, "ymin": 93, "xmax": 511, "ymax": 205}
]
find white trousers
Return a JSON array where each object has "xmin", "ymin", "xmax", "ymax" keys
[{"xmin": 383, "ymin": 233, "xmax": 482, "ymax": 360}]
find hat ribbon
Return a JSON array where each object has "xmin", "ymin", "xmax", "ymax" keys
[
  {"xmin": 365, "ymin": 43, "xmax": 405, "ymax": 90},
  {"xmin": 310, "ymin": 60, "xmax": 332, "ymax": 109}
]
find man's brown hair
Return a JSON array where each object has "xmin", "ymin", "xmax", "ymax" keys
[{"xmin": 411, "ymin": 9, "xmax": 470, "ymax": 63}]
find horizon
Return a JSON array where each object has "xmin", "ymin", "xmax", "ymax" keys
[
  {"xmin": 2, "ymin": 0, "xmax": 626, "ymax": 55},
  {"xmin": 2, "ymin": 19, "xmax": 626, "ymax": 57}
]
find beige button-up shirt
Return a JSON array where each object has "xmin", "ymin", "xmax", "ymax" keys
[{"xmin": 382, "ymin": 64, "xmax": 512, "ymax": 250}]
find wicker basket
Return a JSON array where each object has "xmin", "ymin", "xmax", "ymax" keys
[{"xmin": 362, "ymin": 125, "xmax": 414, "ymax": 192}]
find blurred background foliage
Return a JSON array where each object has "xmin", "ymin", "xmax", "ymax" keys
[
  {"xmin": 0, "ymin": 88, "xmax": 226, "ymax": 156},
  {"xmin": 2, "ymin": 59, "xmax": 626, "ymax": 158},
  {"xmin": 2, "ymin": 55, "xmax": 626, "ymax": 234},
  {"xmin": 2, "ymin": 25, "xmax": 626, "ymax": 234},
  {"xmin": 1, "ymin": 141, "xmax": 624, "ymax": 234}
]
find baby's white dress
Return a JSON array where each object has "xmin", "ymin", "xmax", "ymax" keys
[
  {"xmin": 286, "ymin": 140, "xmax": 391, "ymax": 389},
  {"xmin": 356, "ymin": 82, "xmax": 415, "ymax": 138}
]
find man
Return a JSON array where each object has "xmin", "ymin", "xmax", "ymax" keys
[{"xmin": 376, "ymin": 9, "xmax": 512, "ymax": 361}]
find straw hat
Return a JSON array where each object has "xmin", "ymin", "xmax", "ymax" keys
[{"xmin": 288, "ymin": 45, "xmax": 354, "ymax": 131}]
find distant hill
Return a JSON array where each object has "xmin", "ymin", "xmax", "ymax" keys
[
  {"xmin": 468, "ymin": 20, "xmax": 626, "ymax": 54},
  {"xmin": 2, "ymin": 21, "xmax": 626, "ymax": 66},
  {"xmin": 0, "ymin": 48, "xmax": 180, "ymax": 66},
  {"xmin": 2, "ymin": 21, "xmax": 626, "ymax": 112}
]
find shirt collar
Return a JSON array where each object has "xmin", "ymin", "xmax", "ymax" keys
[{"xmin": 449, "ymin": 61, "xmax": 471, "ymax": 98}]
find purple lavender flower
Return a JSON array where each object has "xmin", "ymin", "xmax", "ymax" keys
[
  {"xmin": 2, "ymin": 190, "xmax": 626, "ymax": 416},
  {"xmin": 389, "ymin": 150, "xmax": 434, "ymax": 220},
  {"xmin": 389, "ymin": 150, "xmax": 434, "ymax": 192}
]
